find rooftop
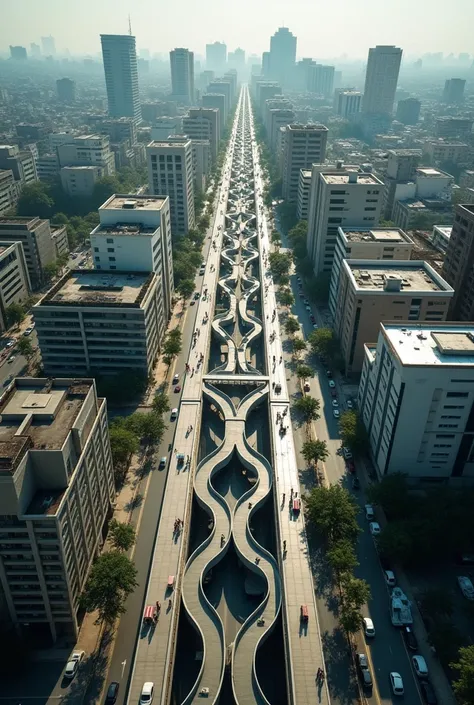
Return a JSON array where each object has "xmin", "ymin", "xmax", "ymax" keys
[
  {"xmin": 0, "ymin": 216, "xmax": 41, "ymax": 228},
  {"xmin": 382, "ymin": 324, "xmax": 474, "ymax": 367},
  {"xmin": 100, "ymin": 194, "xmax": 167, "ymax": 211},
  {"xmin": 345, "ymin": 260, "xmax": 453, "ymax": 294},
  {"xmin": 323, "ymin": 172, "xmax": 381, "ymax": 185},
  {"xmin": 341, "ymin": 227, "xmax": 413, "ymax": 244},
  {"xmin": 433, "ymin": 225, "xmax": 452, "ymax": 238},
  {"xmin": 39, "ymin": 270, "xmax": 154, "ymax": 307},
  {"xmin": 288, "ymin": 123, "xmax": 328, "ymax": 132},
  {"xmin": 147, "ymin": 138, "xmax": 191, "ymax": 149},
  {"xmin": 416, "ymin": 167, "xmax": 453, "ymax": 179},
  {"xmin": 61, "ymin": 165, "xmax": 101, "ymax": 171}
]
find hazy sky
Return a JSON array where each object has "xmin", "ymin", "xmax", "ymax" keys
[{"xmin": 3, "ymin": 0, "xmax": 473, "ymax": 59}]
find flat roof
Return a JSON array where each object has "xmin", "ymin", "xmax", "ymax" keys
[
  {"xmin": 147, "ymin": 138, "xmax": 190, "ymax": 149},
  {"xmin": 287, "ymin": 123, "xmax": 328, "ymax": 132},
  {"xmin": 345, "ymin": 260, "xmax": 453, "ymax": 293},
  {"xmin": 323, "ymin": 173, "xmax": 382, "ymax": 185},
  {"xmin": 341, "ymin": 227, "xmax": 413, "ymax": 244},
  {"xmin": 61, "ymin": 165, "xmax": 99, "ymax": 171},
  {"xmin": 101, "ymin": 194, "xmax": 167, "ymax": 211},
  {"xmin": 39, "ymin": 270, "xmax": 153, "ymax": 307},
  {"xmin": 92, "ymin": 223, "xmax": 158, "ymax": 236},
  {"xmin": 417, "ymin": 167, "xmax": 452, "ymax": 178},
  {"xmin": 433, "ymin": 226, "xmax": 452, "ymax": 238},
  {"xmin": 383, "ymin": 323, "xmax": 474, "ymax": 367}
]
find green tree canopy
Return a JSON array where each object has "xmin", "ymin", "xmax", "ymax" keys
[
  {"xmin": 17, "ymin": 337, "xmax": 34, "ymax": 359},
  {"xmin": 306, "ymin": 273, "xmax": 331, "ymax": 304},
  {"xmin": 108, "ymin": 519, "xmax": 136, "ymax": 552},
  {"xmin": 127, "ymin": 411, "xmax": 166, "ymax": 445},
  {"xmin": 302, "ymin": 439, "xmax": 329, "ymax": 466},
  {"xmin": 339, "ymin": 410, "xmax": 369, "ymax": 454},
  {"xmin": 293, "ymin": 395, "xmax": 321, "ymax": 422},
  {"xmin": 5, "ymin": 303, "xmax": 25, "ymax": 328},
  {"xmin": 176, "ymin": 278, "xmax": 195, "ymax": 302},
  {"xmin": 451, "ymin": 644, "xmax": 474, "ymax": 704},
  {"xmin": 367, "ymin": 473, "xmax": 412, "ymax": 520},
  {"xmin": 291, "ymin": 338, "xmax": 307, "ymax": 358},
  {"xmin": 80, "ymin": 551, "xmax": 138, "ymax": 624},
  {"xmin": 268, "ymin": 251, "xmax": 292, "ymax": 280},
  {"xmin": 17, "ymin": 182, "xmax": 54, "ymax": 219},
  {"xmin": 277, "ymin": 288, "xmax": 294, "ymax": 307},
  {"xmin": 296, "ymin": 364, "xmax": 314, "ymax": 381},
  {"xmin": 109, "ymin": 424, "xmax": 139, "ymax": 466},
  {"xmin": 306, "ymin": 484, "xmax": 360, "ymax": 544},
  {"xmin": 163, "ymin": 328, "xmax": 182, "ymax": 365},
  {"xmin": 284, "ymin": 316, "xmax": 300, "ymax": 336},
  {"xmin": 327, "ymin": 539, "xmax": 359, "ymax": 576},
  {"xmin": 152, "ymin": 392, "xmax": 170, "ymax": 415},
  {"xmin": 308, "ymin": 327, "xmax": 338, "ymax": 358}
]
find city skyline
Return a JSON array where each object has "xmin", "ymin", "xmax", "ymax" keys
[{"xmin": 3, "ymin": 0, "xmax": 474, "ymax": 59}]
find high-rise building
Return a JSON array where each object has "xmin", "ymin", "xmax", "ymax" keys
[
  {"xmin": 362, "ymin": 45, "xmax": 402, "ymax": 116},
  {"xmin": 147, "ymin": 136, "xmax": 195, "ymax": 235},
  {"xmin": 207, "ymin": 80, "xmax": 232, "ymax": 122},
  {"xmin": 381, "ymin": 149, "xmax": 422, "ymax": 219},
  {"xmin": 268, "ymin": 27, "xmax": 297, "ymax": 87},
  {"xmin": 30, "ymin": 42, "xmax": 41, "ymax": 58},
  {"xmin": 0, "ymin": 377, "xmax": 114, "ymax": 642},
  {"xmin": 206, "ymin": 42, "xmax": 227, "ymax": 73},
  {"xmin": 442, "ymin": 204, "xmax": 474, "ymax": 320},
  {"xmin": 0, "ymin": 217, "xmax": 57, "ymax": 289},
  {"xmin": 170, "ymin": 48, "xmax": 195, "ymax": 104},
  {"xmin": 183, "ymin": 108, "xmax": 220, "ymax": 163},
  {"xmin": 0, "ymin": 241, "xmax": 31, "ymax": 330},
  {"xmin": 358, "ymin": 323, "xmax": 474, "ymax": 480},
  {"xmin": 41, "ymin": 35, "xmax": 56, "ymax": 56},
  {"xmin": 0, "ymin": 145, "xmax": 37, "ymax": 186},
  {"xmin": 443, "ymin": 78, "xmax": 466, "ymax": 103},
  {"xmin": 335, "ymin": 91, "xmax": 362, "ymax": 119},
  {"xmin": 334, "ymin": 260, "xmax": 453, "ymax": 375},
  {"xmin": 9, "ymin": 46, "xmax": 27, "ymax": 60},
  {"xmin": 436, "ymin": 117, "xmax": 473, "ymax": 139},
  {"xmin": 57, "ymin": 134, "xmax": 115, "ymax": 176},
  {"xmin": 308, "ymin": 64, "xmax": 335, "ymax": 98},
  {"xmin": 56, "ymin": 78, "xmax": 76, "ymax": 103},
  {"xmin": 297, "ymin": 169, "xmax": 312, "ymax": 221},
  {"xmin": 202, "ymin": 94, "xmax": 226, "ymax": 136},
  {"xmin": 396, "ymin": 98, "xmax": 421, "ymax": 125},
  {"xmin": 0, "ymin": 170, "xmax": 20, "ymax": 216},
  {"xmin": 281, "ymin": 124, "xmax": 328, "ymax": 202},
  {"xmin": 306, "ymin": 165, "xmax": 383, "ymax": 274},
  {"xmin": 91, "ymin": 194, "xmax": 174, "ymax": 332},
  {"xmin": 228, "ymin": 47, "xmax": 245, "ymax": 75},
  {"xmin": 100, "ymin": 35, "xmax": 141, "ymax": 124}
]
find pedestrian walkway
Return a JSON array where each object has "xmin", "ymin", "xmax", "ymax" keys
[{"xmin": 248, "ymin": 88, "xmax": 330, "ymax": 705}]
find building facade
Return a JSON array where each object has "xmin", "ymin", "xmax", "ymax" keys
[
  {"xmin": 100, "ymin": 34, "xmax": 141, "ymax": 124},
  {"xmin": 170, "ymin": 48, "xmax": 195, "ymax": 104},
  {"xmin": 0, "ymin": 241, "xmax": 31, "ymax": 331},
  {"xmin": 297, "ymin": 169, "xmax": 312, "ymax": 222},
  {"xmin": 206, "ymin": 42, "xmax": 227, "ymax": 73},
  {"xmin": 268, "ymin": 27, "xmax": 297, "ymax": 87},
  {"xmin": 0, "ymin": 217, "xmax": 57, "ymax": 289},
  {"xmin": 57, "ymin": 134, "xmax": 115, "ymax": 177},
  {"xmin": 396, "ymin": 98, "xmax": 421, "ymax": 125},
  {"xmin": 336, "ymin": 91, "xmax": 362, "ymax": 119},
  {"xmin": 362, "ymin": 45, "xmax": 402, "ymax": 116},
  {"xmin": 0, "ymin": 171, "xmax": 20, "ymax": 216},
  {"xmin": 202, "ymin": 94, "xmax": 227, "ymax": 136},
  {"xmin": 442, "ymin": 204, "xmax": 474, "ymax": 320},
  {"xmin": 358, "ymin": 323, "xmax": 474, "ymax": 482},
  {"xmin": 281, "ymin": 124, "xmax": 328, "ymax": 202},
  {"xmin": 183, "ymin": 108, "xmax": 220, "ymax": 163},
  {"xmin": 0, "ymin": 146, "xmax": 37, "ymax": 186},
  {"xmin": 56, "ymin": 78, "xmax": 76, "ymax": 103},
  {"xmin": 0, "ymin": 377, "xmax": 114, "ymax": 641}
]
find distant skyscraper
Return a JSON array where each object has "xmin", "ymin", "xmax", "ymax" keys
[
  {"xmin": 56, "ymin": 78, "xmax": 76, "ymax": 103},
  {"xmin": 41, "ymin": 35, "xmax": 56, "ymax": 56},
  {"xmin": 30, "ymin": 43, "xmax": 41, "ymax": 59},
  {"xmin": 10, "ymin": 46, "xmax": 27, "ymax": 60},
  {"xmin": 396, "ymin": 97, "xmax": 421, "ymax": 125},
  {"xmin": 443, "ymin": 78, "xmax": 466, "ymax": 103},
  {"xmin": 268, "ymin": 27, "xmax": 297, "ymax": 86},
  {"xmin": 100, "ymin": 34, "xmax": 141, "ymax": 124},
  {"xmin": 206, "ymin": 42, "xmax": 227, "ymax": 73},
  {"xmin": 170, "ymin": 48, "xmax": 195, "ymax": 104},
  {"xmin": 362, "ymin": 45, "xmax": 402, "ymax": 116},
  {"xmin": 308, "ymin": 64, "xmax": 335, "ymax": 98}
]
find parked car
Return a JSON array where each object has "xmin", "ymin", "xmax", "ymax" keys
[
  {"xmin": 384, "ymin": 570, "xmax": 396, "ymax": 587},
  {"xmin": 172, "ymin": 373, "xmax": 180, "ymax": 385},
  {"xmin": 332, "ymin": 399, "xmax": 339, "ymax": 407},
  {"xmin": 64, "ymin": 650, "xmax": 85, "ymax": 679},
  {"xmin": 403, "ymin": 625, "xmax": 418, "ymax": 651},
  {"xmin": 328, "ymin": 380, "xmax": 336, "ymax": 388},
  {"xmin": 458, "ymin": 575, "xmax": 474, "ymax": 599},
  {"xmin": 419, "ymin": 680, "xmax": 438, "ymax": 704},
  {"xmin": 352, "ymin": 476, "xmax": 360, "ymax": 490},
  {"xmin": 390, "ymin": 672, "xmax": 404, "ymax": 696},
  {"xmin": 23, "ymin": 326, "xmax": 34, "ymax": 336},
  {"xmin": 170, "ymin": 408, "xmax": 178, "ymax": 420},
  {"xmin": 105, "ymin": 682, "xmax": 120, "ymax": 704},
  {"xmin": 326, "ymin": 370, "xmax": 333, "ymax": 378},
  {"xmin": 369, "ymin": 522, "xmax": 381, "ymax": 536},
  {"xmin": 333, "ymin": 409, "xmax": 340, "ymax": 419},
  {"xmin": 174, "ymin": 385, "xmax": 181, "ymax": 393},
  {"xmin": 356, "ymin": 653, "xmax": 373, "ymax": 690},
  {"xmin": 139, "ymin": 682, "xmax": 154, "ymax": 704},
  {"xmin": 363, "ymin": 617, "xmax": 375, "ymax": 637},
  {"xmin": 5, "ymin": 340, "xmax": 14, "ymax": 348},
  {"xmin": 346, "ymin": 399, "xmax": 353, "ymax": 409},
  {"xmin": 412, "ymin": 655, "xmax": 429, "ymax": 679},
  {"xmin": 7, "ymin": 356, "xmax": 16, "ymax": 364},
  {"xmin": 342, "ymin": 447, "xmax": 353, "ymax": 460},
  {"xmin": 159, "ymin": 457, "xmax": 167, "ymax": 469},
  {"xmin": 365, "ymin": 504, "xmax": 375, "ymax": 520},
  {"xmin": 194, "ymin": 291, "xmax": 200, "ymax": 300}
]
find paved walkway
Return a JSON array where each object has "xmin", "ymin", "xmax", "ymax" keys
[
  {"xmin": 126, "ymin": 96, "xmax": 243, "ymax": 705},
  {"xmin": 248, "ymin": 87, "xmax": 330, "ymax": 705}
]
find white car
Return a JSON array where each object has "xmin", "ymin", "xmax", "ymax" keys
[
  {"xmin": 412, "ymin": 655, "xmax": 429, "ymax": 679},
  {"xmin": 363, "ymin": 617, "xmax": 375, "ymax": 638},
  {"xmin": 328, "ymin": 380, "xmax": 336, "ymax": 388},
  {"xmin": 369, "ymin": 522, "xmax": 381, "ymax": 536},
  {"xmin": 333, "ymin": 409, "xmax": 340, "ymax": 419},
  {"xmin": 170, "ymin": 408, "xmax": 178, "ymax": 420},
  {"xmin": 384, "ymin": 570, "xmax": 396, "ymax": 587},
  {"xmin": 346, "ymin": 400, "xmax": 353, "ymax": 409},
  {"xmin": 64, "ymin": 650, "xmax": 85, "ymax": 679},
  {"xmin": 365, "ymin": 504, "xmax": 375, "ymax": 521},
  {"xmin": 332, "ymin": 399, "xmax": 339, "ymax": 407},
  {"xmin": 139, "ymin": 682, "xmax": 154, "ymax": 704},
  {"xmin": 172, "ymin": 373, "xmax": 180, "ymax": 385},
  {"xmin": 159, "ymin": 456, "xmax": 167, "ymax": 469},
  {"xmin": 390, "ymin": 672, "xmax": 404, "ymax": 696},
  {"xmin": 458, "ymin": 575, "xmax": 474, "ymax": 600}
]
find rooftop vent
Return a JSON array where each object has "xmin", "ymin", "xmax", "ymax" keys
[
  {"xmin": 384, "ymin": 276, "xmax": 402, "ymax": 292},
  {"xmin": 348, "ymin": 172, "xmax": 358, "ymax": 184},
  {"xmin": 122, "ymin": 200, "xmax": 137, "ymax": 209}
]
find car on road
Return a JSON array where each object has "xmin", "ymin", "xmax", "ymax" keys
[
  {"xmin": 346, "ymin": 399, "xmax": 353, "ymax": 409},
  {"xmin": 23, "ymin": 326, "xmax": 34, "ymax": 336},
  {"xmin": 305, "ymin": 305, "xmax": 311, "ymax": 313},
  {"xmin": 199, "ymin": 266, "xmax": 205, "ymax": 275},
  {"xmin": 310, "ymin": 314, "xmax": 315, "ymax": 323},
  {"xmin": 365, "ymin": 504, "xmax": 375, "ymax": 520},
  {"xmin": 332, "ymin": 399, "xmax": 339, "ymax": 407},
  {"xmin": 333, "ymin": 409, "xmax": 340, "ymax": 419},
  {"xmin": 64, "ymin": 650, "xmax": 85, "ymax": 679},
  {"xmin": 390, "ymin": 672, "xmax": 404, "ymax": 696},
  {"xmin": 313, "ymin": 323, "xmax": 318, "ymax": 329},
  {"xmin": 7, "ymin": 356, "xmax": 15, "ymax": 364},
  {"xmin": 105, "ymin": 682, "xmax": 120, "ymax": 704},
  {"xmin": 342, "ymin": 447, "xmax": 353, "ymax": 460},
  {"xmin": 159, "ymin": 457, "xmax": 167, "ymax": 469},
  {"xmin": 363, "ymin": 617, "xmax": 375, "ymax": 637},
  {"xmin": 419, "ymin": 680, "xmax": 438, "ymax": 704},
  {"xmin": 172, "ymin": 373, "xmax": 180, "ymax": 385},
  {"xmin": 298, "ymin": 291, "xmax": 305, "ymax": 299},
  {"xmin": 326, "ymin": 370, "xmax": 332, "ymax": 377},
  {"xmin": 194, "ymin": 291, "xmax": 200, "ymax": 299},
  {"xmin": 303, "ymin": 299, "xmax": 309, "ymax": 306},
  {"xmin": 174, "ymin": 385, "xmax": 181, "ymax": 393},
  {"xmin": 457, "ymin": 575, "xmax": 474, "ymax": 599},
  {"xmin": 330, "ymin": 387, "xmax": 337, "ymax": 397},
  {"xmin": 5, "ymin": 340, "xmax": 14, "ymax": 348},
  {"xmin": 412, "ymin": 655, "xmax": 429, "ymax": 679},
  {"xmin": 328, "ymin": 380, "xmax": 335, "ymax": 388},
  {"xmin": 356, "ymin": 653, "xmax": 373, "ymax": 690},
  {"xmin": 170, "ymin": 408, "xmax": 178, "ymax": 420},
  {"xmin": 352, "ymin": 476, "xmax": 360, "ymax": 490},
  {"xmin": 139, "ymin": 682, "xmax": 154, "ymax": 704},
  {"xmin": 369, "ymin": 521, "xmax": 381, "ymax": 536},
  {"xmin": 403, "ymin": 625, "xmax": 418, "ymax": 651},
  {"xmin": 384, "ymin": 570, "xmax": 396, "ymax": 587}
]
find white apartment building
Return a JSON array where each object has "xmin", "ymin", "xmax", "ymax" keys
[
  {"xmin": 0, "ymin": 241, "xmax": 31, "ymax": 331},
  {"xmin": 91, "ymin": 194, "xmax": 174, "ymax": 332},
  {"xmin": 37, "ymin": 154, "xmax": 60, "ymax": 182},
  {"xmin": 151, "ymin": 117, "xmax": 183, "ymax": 141},
  {"xmin": 170, "ymin": 48, "xmax": 195, "ymax": 104},
  {"xmin": 362, "ymin": 45, "xmax": 402, "ymax": 116},
  {"xmin": 49, "ymin": 132, "xmax": 78, "ymax": 151},
  {"xmin": 60, "ymin": 166, "xmax": 104, "ymax": 197},
  {"xmin": 147, "ymin": 137, "xmax": 195, "ymax": 235},
  {"xmin": 202, "ymin": 94, "xmax": 226, "ymax": 136},
  {"xmin": 57, "ymin": 134, "xmax": 115, "ymax": 177},
  {"xmin": 358, "ymin": 323, "xmax": 474, "ymax": 483},
  {"xmin": 423, "ymin": 140, "xmax": 467, "ymax": 166},
  {"xmin": 306, "ymin": 165, "xmax": 383, "ymax": 275},
  {"xmin": 282, "ymin": 124, "xmax": 328, "ymax": 202},
  {"xmin": 0, "ymin": 377, "xmax": 114, "ymax": 641},
  {"xmin": 0, "ymin": 170, "xmax": 20, "ymax": 216},
  {"xmin": 34, "ymin": 270, "xmax": 162, "ymax": 377},
  {"xmin": 183, "ymin": 108, "xmax": 220, "ymax": 163},
  {"xmin": 336, "ymin": 90, "xmax": 362, "ymax": 118},
  {"xmin": 268, "ymin": 109, "xmax": 295, "ymax": 152},
  {"xmin": 431, "ymin": 225, "xmax": 452, "ymax": 254},
  {"xmin": 100, "ymin": 34, "xmax": 141, "ymax": 124},
  {"xmin": 0, "ymin": 217, "xmax": 57, "ymax": 289},
  {"xmin": 191, "ymin": 140, "xmax": 211, "ymax": 193},
  {"xmin": 297, "ymin": 169, "xmax": 312, "ymax": 221},
  {"xmin": 0, "ymin": 146, "xmax": 37, "ymax": 186},
  {"xmin": 328, "ymin": 227, "xmax": 414, "ymax": 318}
]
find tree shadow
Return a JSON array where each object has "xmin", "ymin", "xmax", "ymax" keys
[
  {"xmin": 136, "ymin": 457, "xmax": 154, "ymax": 480},
  {"xmin": 125, "ymin": 493, "xmax": 143, "ymax": 513},
  {"xmin": 321, "ymin": 628, "xmax": 358, "ymax": 705}
]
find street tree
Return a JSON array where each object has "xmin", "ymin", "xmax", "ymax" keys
[
  {"xmin": 327, "ymin": 539, "xmax": 359, "ymax": 577},
  {"xmin": 284, "ymin": 316, "xmax": 300, "ymax": 337},
  {"xmin": 44, "ymin": 262, "xmax": 60, "ymax": 282},
  {"xmin": 163, "ymin": 328, "xmax": 182, "ymax": 366},
  {"xmin": 430, "ymin": 623, "xmax": 466, "ymax": 669},
  {"xmin": 341, "ymin": 575, "xmax": 371, "ymax": 611},
  {"xmin": 176, "ymin": 278, "xmax": 195, "ymax": 305},
  {"xmin": 109, "ymin": 424, "xmax": 139, "ymax": 467},
  {"xmin": 339, "ymin": 410, "xmax": 369, "ymax": 454},
  {"xmin": 291, "ymin": 338, "xmax": 307, "ymax": 358},
  {"xmin": 293, "ymin": 395, "xmax": 321, "ymax": 423},
  {"xmin": 108, "ymin": 519, "xmax": 136, "ymax": 552},
  {"xmin": 376, "ymin": 522, "xmax": 414, "ymax": 566},
  {"xmin": 296, "ymin": 364, "xmax": 314, "ymax": 382},
  {"xmin": 17, "ymin": 182, "xmax": 54, "ymax": 219},
  {"xmin": 302, "ymin": 439, "xmax": 329, "ymax": 466},
  {"xmin": 152, "ymin": 392, "xmax": 170, "ymax": 415},
  {"xmin": 268, "ymin": 251, "xmax": 292, "ymax": 280},
  {"xmin": 277, "ymin": 288, "xmax": 294, "ymax": 308},
  {"xmin": 17, "ymin": 337, "xmax": 34, "ymax": 359},
  {"xmin": 5, "ymin": 303, "xmax": 25, "ymax": 329},
  {"xmin": 127, "ymin": 411, "xmax": 166, "ymax": 446},
  {"xmin": 308, "ymin": 327, "xmax": 337, "ymax": 358},
  {"xmin": 307, "ymin": 273, "xmax": 331, "ymax": 304},
  {"xmin": 340, "ymin": 603, "xmax": 363, "ymax": 635},
  {"xmin": 421, "ymin": 587, "xmax": 454, "ymax": 620},
  {"xmin": 451, "ymin": 644, "xmax": 474, "ymax": 704},
  {"xmin": 367, "ymin": 473, "xmax": 412, "ymax": 520},
  {"xmin": 80, "ymin": 551, "xmax": 138, "ymax": 625},
  {"xmin": 305, "ymin": 484, "xmax": 360, "ymax": 544}
]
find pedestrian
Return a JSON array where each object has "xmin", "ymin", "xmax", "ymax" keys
[
  {"xmin": 282, "ymin": 492, "xmax": 285, "ymax": 502},
  {"xmin": 283, "ymin": 540, "xmax": 286, "ymax": 551}
]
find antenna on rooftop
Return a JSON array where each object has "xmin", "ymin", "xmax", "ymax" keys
[{"xmin": 128, "ymin": 14, "xmax": 132, "ymax": 36}]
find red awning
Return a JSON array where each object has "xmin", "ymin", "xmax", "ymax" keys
[{"xmin": 143, "ymin": 605, "xmax": 155, "ymax": 619}]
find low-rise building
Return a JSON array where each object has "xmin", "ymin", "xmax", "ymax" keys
[
  {"xmin": 0, "ymin": 217, "xmax": 57, "ymax": 289},
  {"xmin": 358, "ymin": 323, "xmax": 474, "ymax": 483},
  {"xmin": 0, "ymin": 145, "xmax": 37, "ymax": 185},
  {"xmin": 57, "ymin": 134, "xmax": 115, "ymax": 177},
  {"xmin": 436, "ymin": 116, "xmax": 473, "ymax": 139},
  {"xmin": 423, "ymin": 140, "xmax": 468, "ymax": 166},
  {"xmin": 297, "ymin": 169, "xmax": 312, "ymax": 221},
  {"xmin": 329, "ymin": 227, "xmax": 414, "ymax": 318},
  {"xmin": 190, "ymin": 139, "xmax": 211, "ymax": 193},
  {"xmin": 0, "ymin": 170, "xmax": 20, "ymax": 216},
  {"xmin": 51, "ymin": 226, "xmax": 69, "ymax": 258},
  {"xmin": 334, "ymin": 259, "xmax": 453, "ymax": 375},
  {"xmin": 35, "ymin": 270, "xmax": 163, "ymax": 377},
  {"xmin": 182, "ymin": 108, "xmax": 220, "ymax": 163},
  {"xmin": 37, "ymin": 154, "xmax": 60, "ymax": 182},
  {"xmin": 431, "ymin": 225, "xmax": 452, "ymax": 254},
  {"xmin": 60, "ymin": 166, "xmax": 104, "ymax": 197},
  {"xmin": 0, "ymin": 241, "xmax": 31, "ymax": 330},
  {"xmin": 0, "ymin": 377, "xmax": 114, "ymax": 641}
]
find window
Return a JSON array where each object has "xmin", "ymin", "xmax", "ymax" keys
[
  {"xmin": 110, "ymin": 265, "xmax": 116, "ymax": 270},
  {"xmin": 440, "ymin": 415, "xmax": 461, "ymax": 419},
  {"xmin": 106, "ymin": 238, "xmax": 113, "ymax": 244},
  {"xmin": 94, "ymin": 247, "xmax": 99, "ymax": 252},
  {"xmin": 364, "ymin": 207, "xmax": 376, "ymax": 211},
  {"xmin": 436, "ymin": 434, "xmax": 455, "ymax": 438},
  {"xmin": 109, "ymin": 256, "xmax": 116, "ymax": 262},
  {"xmin": 447, "ymin": 392, "xmax": 468, "ymax": 398},
  {"xmin": 107, "ymin": 247, "xmax": 114, "ymax": 253}
]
